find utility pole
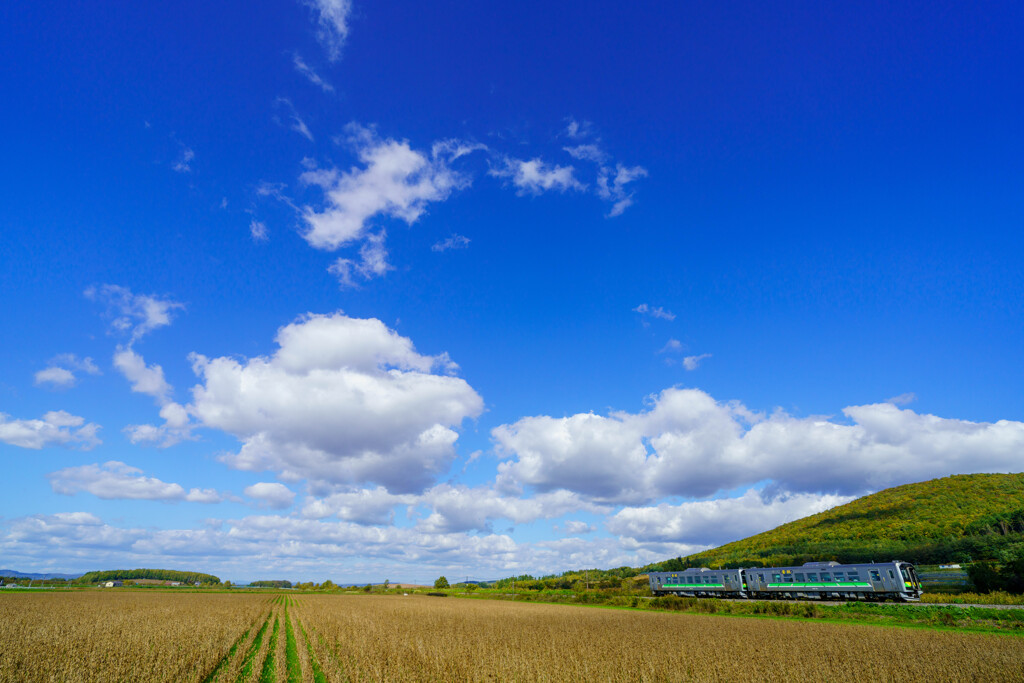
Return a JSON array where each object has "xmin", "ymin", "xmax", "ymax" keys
[{"xmin": 512, "ymin": 577, "xmax": 515, "ymax": 601}]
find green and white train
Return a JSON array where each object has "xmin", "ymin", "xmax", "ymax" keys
[{"xmin": 649, "ymin": 561, "xmax": 923, "ymax": 602}]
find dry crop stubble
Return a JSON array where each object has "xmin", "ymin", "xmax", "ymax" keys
[
  {"xmin": 292, "ymin": 594, "xmax": 1024, "ymax": 682},
  {"xmin": 0, "ymin": 592, "xmax": 267, "ymax": 683}
]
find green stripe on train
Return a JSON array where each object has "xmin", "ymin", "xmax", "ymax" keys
[
  {"xmin": 766, "ymin": 582, "xmax": 871, "ymax": 588},
  {"xmin": 662, "ymin": 583, "xmax": 725, "ymax": 588}
]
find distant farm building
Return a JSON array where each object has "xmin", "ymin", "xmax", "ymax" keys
[{"xmin": 103, "ymin": 581, "xmax": 123, "ymax": 588}]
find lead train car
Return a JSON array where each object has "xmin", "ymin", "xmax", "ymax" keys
[{"xmin": 649, "ymin": 561, "xmax": 923, "ymax": 602}]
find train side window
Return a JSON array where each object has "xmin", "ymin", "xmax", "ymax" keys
[
  {"xmin": 794, "ymin": 573, "xmax": 805, "ymax": 581},
  {"xmin": 758, "ymin": 573, "xmax": 766, "ymax": 583},
  {"xmin": 869, "ymin": 570, "xmax": 881, "ymax": 582},
  {"xmin": 847, "ymin": 572, "xmax": 860, "ymax": 582},
  {"xmin": 783, "ymin": 575, "xmax": 793, "ymax": 583},
  {"xmin": 772, "ymin": 573, "xmax": 782, "ymax": 582},
  {"xmin": 821, "ymin": 573, "xmax": 831, "ymax": 582},
  {"xmin": 807, "ymin": 573, "xmax": 818, "ymax": 582},
  {"xmin": 833, "ymin": 572, "xmax": 844, "ymax": 581}
]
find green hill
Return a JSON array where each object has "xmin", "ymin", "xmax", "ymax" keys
[{"xmin": 651, "ymin": 473, "xmax": 1024, "ymax": 571}]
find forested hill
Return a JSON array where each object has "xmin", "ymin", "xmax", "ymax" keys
[
  {"xmin": 650, "ymin": 473, "xmax": 1024, "ymax": 571},
  {"xmin": 77, "ymin": 569, "xmax": 221, "ymax": 585}
]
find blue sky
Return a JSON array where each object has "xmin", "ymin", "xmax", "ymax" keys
[{"xmin": 1, "ymin": 0, "xmax": 1023, "ymax": 583}]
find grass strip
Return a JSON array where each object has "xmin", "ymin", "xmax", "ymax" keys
[
  {"xmin": 258, "ymin": 616, "xmax": 280, "ymax": 683},
  {"xmin": 285, "ymin": 607, "xmax": 301, "ymax": 682},
  {"xmin": 299, "ymin": 620, "xmax": 327, "ymax": 683},
  {"xmin": 200, "ymin": 624, "xmax": 254, "ymax": 683},
  {"xmin": 236, "ymin": 612, "xmax": 272, "ymax": 682}
]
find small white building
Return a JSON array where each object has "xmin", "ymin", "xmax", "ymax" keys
[{"xmin": 103, "ymin": 580, "xmax": 123, "ymax": 588}]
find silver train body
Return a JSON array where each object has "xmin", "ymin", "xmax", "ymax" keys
[{"xmin": 649, "ymin": 561, "xmax": 923, "ymax": 602}]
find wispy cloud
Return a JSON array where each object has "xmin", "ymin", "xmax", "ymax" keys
[
  {"xmin": 432, "ymin": 234, "xmax": 470, "ymax": 252},
  {"xmin": 633, "ymin": 303, "xmax": 676, "ymax": 321},
  {"xmin": 489, "ymin": 157, "xmax": 585, "ymax": 195},
  {"xmin": 274, "ymin": 97, "xmax": 314, "ymax": 141},
  {"xmin": 172, "ymin": 145, "xmax": 194, "ymax": 173},
  {"xmin": 85, "ymin": 284, "xmax": 184, "ymax": 344},
  {"xmin": 682, "ymin": 353, "xmax": 711, "ymax": 371},
  {"xmin": 293, "ymin": 52, "xmax": 334, "ymax": 92},
  {"xmin": 250, "ymin": 219, "xmax": 269, "ymax": 242},
  {"xmin": 302, "ymin": 0, "xmax": 353, "ymax": 62}
]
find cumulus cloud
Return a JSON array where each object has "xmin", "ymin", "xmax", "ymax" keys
[
  {"xmin": 303, "ymin": 0, "xmax": 353, "ymax": 62},
  {"xmin": 494, "ymin": 387, "xmax": 1024, "ymax": 504},
  {"xmin": 293, "ymin": 52, "xmax": 334, "ymax": 92},
  {"xmin": 562, "ymin": 520, "xmax": 596, "ymax": 535},
  {"xmin": 633, "ymin": 303, "xmax": 676, "ymax": 321},
  {"xmin": 34, "ymin": 366, "xmax": 75, "ymax": 388},
  {"xmin": 432, "ymin": 234, "xmax": 471, "ymax": 252},
  {"xmin": 607, "ymin": 489, "xmax": 852, "ymax": 547},
  {"xmin": 34, "ymin": 354, "xmax": 100, "ymax": 389},
  {"xmin": 245, "ymin": 482, "xmax": 296, "ymax": 510},
  {"xmin": 85, "ymin": 284, "xmax": 184, "ymax": 343},
  {"xmin": 489, "ymin": 157, "xmax": 585, "ymax": 195},
  {"xmin": 48, "ymin": 461, "xmax": 223, "ymax": 503},
  {"xmin": 123, "ymin": 402, "xmax": 194, "ymax": 448},
  {"xmin": 682, "ymin": 353, "xmax": 711, "ymax": 371},
  {"xmin": 113, "ymin": 347, "xmax": 173, "ymax": 405},
  {"xmin": 0, "ymin": 410, "xmax": 101, "ymax": 450},
  {"xmin": 299, "ymin": 126, "xmax": 475, "ymax": 252},
  {"xmin": 189, "ymin": 312, "xmax": 483, "ymax": 493}
]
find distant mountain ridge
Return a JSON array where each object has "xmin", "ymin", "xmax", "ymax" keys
[
  {"xmin": 650, "ymin": 473, "xmax": 1024, "ymax": 571},
  {"xmin": 0, "ymin": 569, "xmax": 83, "ymax": 580}
]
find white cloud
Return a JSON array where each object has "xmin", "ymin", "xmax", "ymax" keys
[
  {"xmin": 299, "ymin": 126, "xmax": 474, "ymax": 251},
  {"xmin": 598, "ymin": 163, "xmax": 648, "ymax": 217},
  {"xmin": 250, "ymin": 219, "xmax": 269, "ymax": 241},
  {"xmin": 293, "ymin": 52, "xmax": 334, "ymax": 92},
  {"xmin": 562, "ymin": 520, "xmax": 595, "ymax": 535},
  {"xmin": 34, "ymin": 366, "xmax": 75, "ymax": 388},
  {"xmin": 123, "ymin": 402, "xmax": 194, "ymax": 448},
  {"xmin": 113, "ymin": 347, "xmax": 172, "ymax": 405},
  {"xmin": 173, "ymin": 146, "xmax": 195, "ymax": 173},
  {"xmin": 432, "ymin": 234, "xmax": 471, "ymax": 252},
  {"xmin": 34, "ymin": 354, "xmax": 101, "ymax": 389},
  {"xmin": 607, "ymin": 489, "xmax": 852, "ymax": 547},
  {"xmin": 302, "ymin": 0, "xmax": 353, "ymax": 62},
  {"xmin": 301, "ymin": 486, "xmax": 413, "ymax": 524},
  {"xmin": 0, "ymin": 410, "xmax": 100, "ymax": 450},
  {"xmin": 633, "ymin": 303, "xmax": 676, "ymax": 321},
  {"xmin": 416, "ymin": 486, "xmax": 606, "ymax": 534},
  {"xmin": 494, "ymin": 387, "xmax": 1024, "ymax": 504},
  {"xmin": 682, "ymin": 353, "xmax": 711, "ymax": 371},
  {"xmin": 48, "ymin": 461, "xmax": 223, "ymax": 503},
  {"xmin": 85, "ymin": 284, "xmax": 184, "ymax": 343},
  {"xmin": 887, "ymin": 392, "xmax": 917, "ymax": 406},
  {"xmin": 244, "ymin": 482, "xmax": 296, "ymax": 510},
  {"xmin": 275, "ymin": 97, "xmax": 314, "ymax": 141},
  {"xmin": 189, "ymin": 312, "xmax": 483, "ymax": 493},
  {"xmin": 328, "ymin": 230, "xmax": 391, "ymax": 287},
  {"xmin": 659, "ymin": 339, "xmax": 683, "ymax": 354},
  {"xmin": 489, "ymin": 157, "xmax": 585, "ymax": 195}
]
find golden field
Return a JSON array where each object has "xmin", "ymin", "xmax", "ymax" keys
[{"xmin": 1, "ymin": 592, "xmax": 1023, "ymax": 682}]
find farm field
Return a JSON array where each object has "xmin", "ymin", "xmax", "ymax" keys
[{"xmin": 1, "ymin": 592, "xmax": 1023, "ymax": 682}]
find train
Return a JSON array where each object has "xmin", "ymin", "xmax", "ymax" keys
[{"xmin": 648, "ymin": 560, "xmax": 923, "ymax": 602}]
